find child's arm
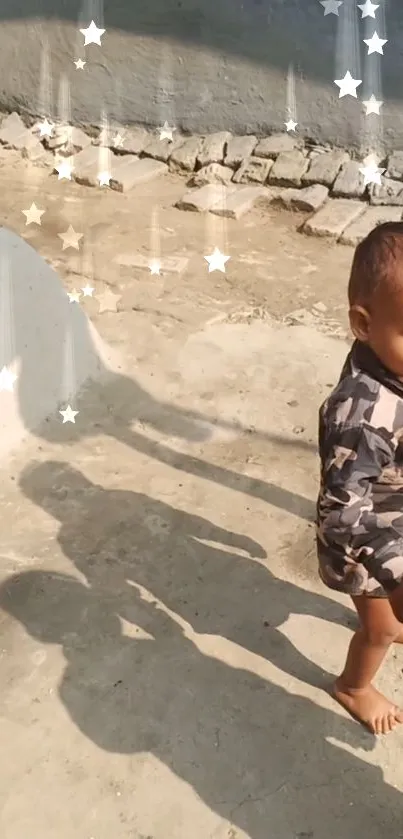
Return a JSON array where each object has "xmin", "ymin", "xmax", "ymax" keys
[{"xmin": 319, "ymin": 422, "xmax": 403, "ymax": 606}]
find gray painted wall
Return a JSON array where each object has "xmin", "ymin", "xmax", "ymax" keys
[{"xmin": 0, "ymin": 0, "xmax": 402, "ymax": 151}]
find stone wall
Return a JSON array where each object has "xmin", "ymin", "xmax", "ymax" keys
[{"xmin": 0, "ymin": 0, "xmax": 402, "ymax": 150}]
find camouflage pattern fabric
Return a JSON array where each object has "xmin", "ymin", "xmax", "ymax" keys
[{"xmin": 317, "ymin": 340, "xmax": 403, "ymax": 597}]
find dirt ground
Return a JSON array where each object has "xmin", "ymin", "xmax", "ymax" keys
[{"xmin": 1, "ymin": 155, "xmax": 403, "ymax": 839}]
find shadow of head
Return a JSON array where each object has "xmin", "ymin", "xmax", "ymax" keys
[{"xmin": 0, "ymin": 570, "xmax": 118, "ymax": 646}]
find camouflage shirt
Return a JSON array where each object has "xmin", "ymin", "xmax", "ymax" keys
[{"xmin": 317, "ymin": 339, "xmax": 403, "ymax": 597}]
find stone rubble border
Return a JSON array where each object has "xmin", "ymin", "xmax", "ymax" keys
[{"xmin": 1, "ymin": 110, "xmax": 403, "ymax": 246}]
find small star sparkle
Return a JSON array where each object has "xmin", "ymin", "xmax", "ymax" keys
[
  {"xmin": 320, "ymin": 0, "xmax": 343, "ymax": 15},
  {"xmin": 358, "ymin": 0, "xmax": 379, "ymax": 18},
  {"xmin": 0, "ymin": 366, "xmax": 17, "ymax": 391},
  {"xmin": 58, "ymin": 225, "xmax": 83, "ymax": 250},
  {"xmin": 149, "ymin": 259, "xmax": 162, "ymax": 275},
  {"xmin": 59, "ymin": 405, "xmax": 79, "ymax": 423},
  {"xmin": 74, "ymin": 58, "xmax": 86, "ymax": 70},
  {"xmin": 67, "ymin": 290, "xmax": 81, "ymax": 303},
  {"xmin": 285, "ymin": 119, "xmax": 298, "ymax": 132},
  {"xmin": 113, "ymin": 132, "xmax": 125, "ymax": 148},
  {"xmin": 98, "ymin": 171, "xmax": 111, "ymax": 187},
  {"xmin": 363, "ymin": 31, "xmax": 387, "ymax": 55},
  {"xmin": 363, "ymin": 95, "xmax": 383, "ymax": 115},
  {"xmin": 79, "ymin": 20, "xmax": 105, "ymax": 46},
  {"xmin": 82, "ymin": 285, "xmax": 95, "ymax": 297},
  {"xmin": 204, "ymin": 247, "xmax": 230, "ymax": 274},
  {"xmin": 334, "ymin": 71, "xmax": 362, "ymax": 98},
  {"xmin": 159, "ymin": 121, "xmax": 176, "ymax": 142},
  {"xmin": 22, "ymin": 203, "xmax": 45, "ymax": 225},
  {"xmin": 359, "ymin": 156, "xmax": 385, "ymax": 186},
  {"xmin": 55, "ymin": 158, "xmax": 73, "ymax": 180},
  {"xmin": 38, "ymin": 118, "xmax": 55, "ymax": 138}
]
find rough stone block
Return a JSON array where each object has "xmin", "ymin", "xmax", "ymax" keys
[
  {"xmin": 386, "ymin": 151, "xmax": 403, "ymax": 181},
  {"xmin": 332, "ymin": 161, "xmax": 366, "ymax": 198},
  {"xmin": 197, "ymin": 132, "xmax": 231, "ymax": 167},
  {"xmin": 191, "ymin": 163, "xmax": 233, "ymax": 186},
  {"xmin": 21, "ymin": 141, "xmax": 49, "ymax": 163},
  {"xmin": 176, "ymin": 184, "xmax": 235, "ymax": 212},
  {"xmin": 273, "ymin": 184, "xmax": 329, "ymax": 212},
  {"xmin": 142, "ymin": 135, "xmax": 184, "ymax": 162},
  {"xmin": 116, "ymin": 127, "xmax": 150, "ymax": 155},
  {"xmin": 0, "ymin": 112, "xmax": 26, "ymax": 146},
  {"xmin": 94, "ymin": 126, "xmax": 150, "ymax": 155},
  {"xmin": 303, "ymin": 199, "xmax": 365, "ymax": 238},
  {"xmin": 225, "ymin": 135, "xmax": 257, "ymax": 169},
  {"xmin": 72, "ymin": 145, "xmax": 110, "ymax": 186},
  {"xmin": 233, "ymin": 156, "xmax": 273, "ymax": 184},
  {"xmin": 110, "ymin": 157, "xmax": 167, "ymax": 192},
  {"xmin": 369, "ymin": 177, "xmax": 403, "ymax": 206},
  {"xmin": 48, "ymin": 126, "xmax": 91, "ymax": 153},
  {"xmin": 114, "ymin": 252, "xmax": 189, "ymax": 273},
  {"xmin": 210, "ymin": 186, "xmax": 265, "ymax": 220},
  {"xmin": 339, "ymin": 206, "xmax": 403, "ymax": 246},
  {"xmin": 169, "ymin": 137, "xmax": 202, "ymax": 172},
  {"xmin": 302, "ymin": 150, "xmax": 349, "ymax": 187},
  {"xmin": 268, "ymin": 151, "xmax": 309, "ymax": 187},
  {"xmin": 254, "ymin": 133, "xmax": 299, "ymax": 159}
]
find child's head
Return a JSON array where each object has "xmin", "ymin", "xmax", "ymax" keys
[{"xmin": 348, "ymin": 221, "xmax": 403, "ymax": 377}]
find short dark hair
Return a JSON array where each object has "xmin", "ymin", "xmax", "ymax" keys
[{"xmin": 348, "ymin": 221, "xmax": 403, "ymax": 307}]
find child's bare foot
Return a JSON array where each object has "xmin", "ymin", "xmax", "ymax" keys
[{"xmin": 333, "ymin": 678, "xmax": 403, "ymax": 735}]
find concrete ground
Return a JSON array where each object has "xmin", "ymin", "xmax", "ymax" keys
[{"xmin": 0, "ymin": 156, "xmax": 403, "ymax": 839}]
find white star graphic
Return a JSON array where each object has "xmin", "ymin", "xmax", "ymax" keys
[
  {"xmin": 363, "ymin": 31, "xmax": 387, "ymax": 55},
  {"xmin": 113, "ymin": 132, "xmax": 125, "ymax": 148},
  {"xmin": 334, "ymin": 71, "xmax": 362, "ymax": 98},
  {"xmin": 358, "ymin": 0, "xmax": 379, "ymax": 18},
  {"xmin": 204, "ymin": 247, "xmax": 230, "ymax": 274},
  {"xmin": 159, "ymin": 121, "xmax": 176, "ymax": 142},
  {"xmin": 363, "ymin": 94, "xmax": 383, "ymax": 115},
  {"xmin": 74, "ymin": 58, "xmax": 86, "ymax": 70},
  {"xmin": 59, "ymin": 405, "xmax": 79, "ymax": 423},
  {"xmin": 98, "ymin": 288, "xmax": 121, "ymax": 313},
  {"xmin": 0, "ymin": 366, "xmax": 17, "ymax": 392},
  {"xmin": 285, "ymin": 119, "xmax": 298, "ymax": 132},
  {"xmin": 98, "ymin": 171, "xmax": 111, "ymax": 187},
  {"xmin": 82, "ymin": 284, "xmax": 95, "ymax": 297},
  {"xmin": 22, "ymin": 203, "xmax": 45, "ymax": 226},
  {"xmin": 149, "ymin": 259, "xmax": 162, "ymax": 275},
  {"xmin": 359, "ymin": 156, "xmax": 385, "ymax": 186},
  {"xmin": 55, "ymin": 158, "xmax": 73, "ymax": 180},
  {"xmin": 58, "ymin": 225, "xmax": 83, "ymax": 251},
  {"xmin": 320, "ymin": 0, "xmax": 343, "ymax": 15},
  {"xmin": 67, "ymin": 289, "xmax": 81, "ymax": 303},
  {"xmin": 79, "ymin": 20, "xmax": 105, "ymax": 46},
  {"xmin": 38, "ymin": 118, "xmax": 55, "ymax": 138}
]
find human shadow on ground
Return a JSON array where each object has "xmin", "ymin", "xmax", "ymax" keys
[
  {"xmin": 2, "ymin": 226, "xmax": 317, "ymax": 522},
  {"xmin": 18, "ymin": 460, "xmax": 354, "ymax": 690},
  {"xmin": 1, "ymin": 555, "xmax": 402, "ymax": 836}
]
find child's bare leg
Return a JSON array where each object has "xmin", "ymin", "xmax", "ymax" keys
[{"xmin": 333, "ymin": 595, "xmax": 403, "ymax": 735}]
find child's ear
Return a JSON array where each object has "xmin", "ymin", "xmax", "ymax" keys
[{"xmin": 349, "ymin": 305, "xmax": 371, "ymax": 342}]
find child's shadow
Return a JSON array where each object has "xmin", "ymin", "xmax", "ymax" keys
[
  {"xmin": 19, "ymin": 459, "xmax": 356, "ymax": 690},
  {"xmin": 2, "ymin": 226, "xmax": 315, "ymax": 523},
  {"xmin": 2, "ymin": 568, "xmax": 402, "ymax": 839}
]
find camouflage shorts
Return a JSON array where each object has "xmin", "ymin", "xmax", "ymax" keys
[{"xmin": 317, "ymin": 538, "xmax": 403, "ymax": 599}]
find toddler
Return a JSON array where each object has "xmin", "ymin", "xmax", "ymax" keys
[{"xmin": 317, "ymin": 221, "xmax": 403, "ymax": 735}]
